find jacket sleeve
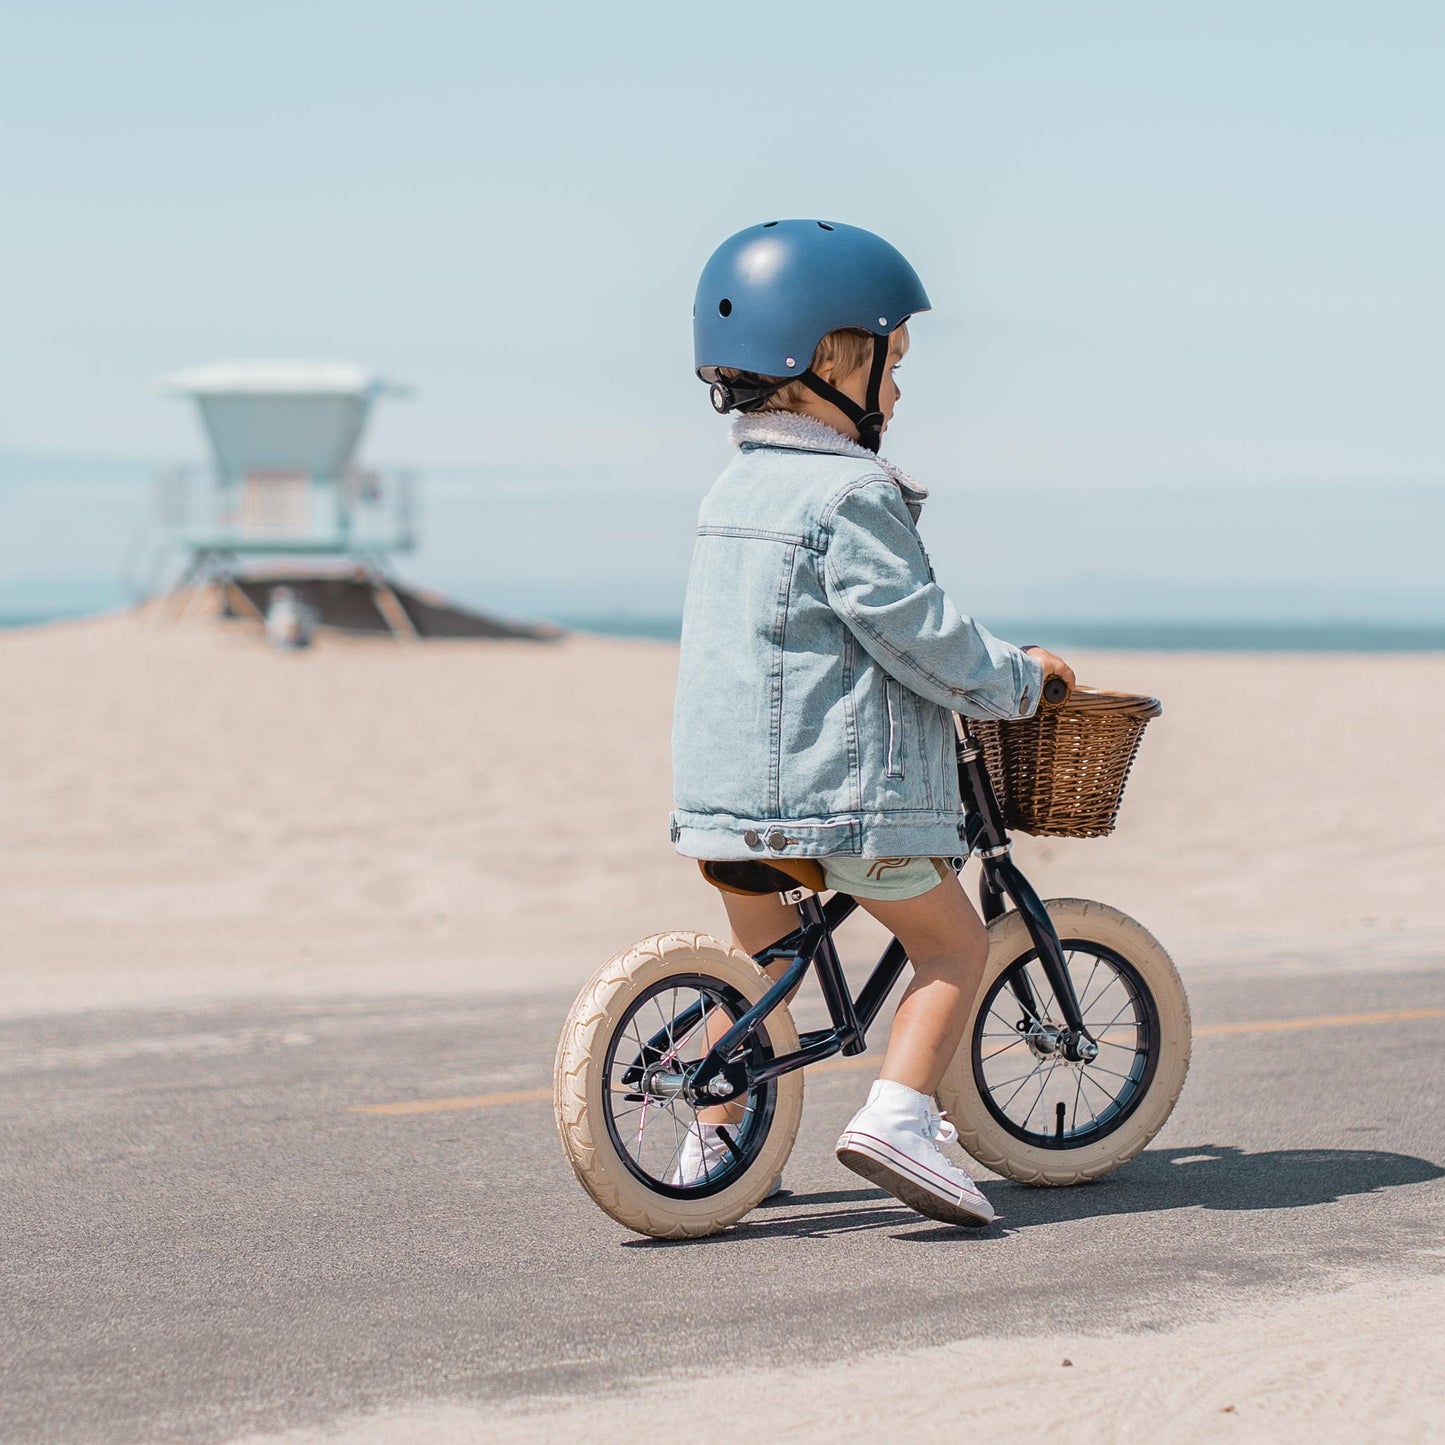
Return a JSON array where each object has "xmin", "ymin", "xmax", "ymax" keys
[{"xmin": 822, "ymin": 478, "xmax": 1044, "ymax": 720}]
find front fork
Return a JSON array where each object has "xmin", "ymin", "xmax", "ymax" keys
[{"xmin": 960, "ymin": 739, "xmax": 1098, "ymax": 1065}]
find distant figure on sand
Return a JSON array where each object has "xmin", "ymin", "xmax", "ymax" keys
[
  {"xmin": 264, "ymin": 586, "xmax": 317, "ymax": 649},
  {"xmin": 669, "ymin": 220, "xmax": 1074, "ymax": 1225}
]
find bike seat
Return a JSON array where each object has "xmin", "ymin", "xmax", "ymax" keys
[{"xmin": 698, "ymin": 858, "xmax": 827, "ymax": 897}]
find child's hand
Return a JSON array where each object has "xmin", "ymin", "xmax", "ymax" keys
[{"xmin": 1024, "ymin": 647, "xmax": 1076, "ymax": 694}]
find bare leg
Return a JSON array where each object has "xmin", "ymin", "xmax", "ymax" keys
[
  {"xmin": 832, "ymin": 873, "xmax": 997, "ymax": 1227},
  {"xmin": 719, "ymin": 890, "xmax": 799, "ymax": 960},
  {"xmin": 852, "ymin": 871, "xmax": 989, "ymax": 1096},
  {"xmin": 693, "ymin": 892, "xmax": 799, "ymax": 1126},
  {"xmin": 697, "ymin": 874, "xmax": 988, "ymax": 1120}
]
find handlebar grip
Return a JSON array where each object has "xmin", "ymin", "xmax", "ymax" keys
[{"xmin": 1042, "ymin": 676, "xmax": 1071, "ymax": 705}]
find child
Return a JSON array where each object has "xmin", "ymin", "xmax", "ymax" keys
[{"xmin": 670, "ymin": 220, "xmax": 1074, "ymax": 1226}]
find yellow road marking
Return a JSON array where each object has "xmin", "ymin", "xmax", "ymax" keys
[
  {"xmin": 1197, "ymin": 1007, "xmax": 1445, "ymax": 1037},
  {"xmin": 354, "ymin": 1087, "xmax": 551, "ymax": 1116},
  {"xmin": 348, "ymin": 1006, "xmax": 1445, "ymax": 1117}
]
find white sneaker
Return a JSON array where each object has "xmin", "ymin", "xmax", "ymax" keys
[
  {"xmin": 670, "ymin": 1121, "xmax": 784, "ymax": 1198},
  {"xmin": 670, "ymin": 1121, "xmax": 731, "ymax": 1187},
  {"xmin": 836, "ymin": 1080, "xmax": 996, "ymax": 1227}
]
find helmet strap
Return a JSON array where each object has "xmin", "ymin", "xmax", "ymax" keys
[{"xmin": 798, "ymin": 333, "xmax": 891, "ymax": 452}]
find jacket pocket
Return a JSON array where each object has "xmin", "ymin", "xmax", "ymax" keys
[{"xmin": 884, "ymin": 677, "xmax": 904, "ymax": 779}]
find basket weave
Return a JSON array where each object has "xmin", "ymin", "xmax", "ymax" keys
[{"xmin": 967, "ymin": 687, "xmax": 1162, "ymax": 839}]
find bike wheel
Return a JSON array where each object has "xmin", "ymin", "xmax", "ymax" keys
[
  {"xmin": 553, "ymin": 930, "xmax": 804, "ymax": 1239},
  {"xmin": 936, "ymin": 899, "xmax": 1190, "ymax": 1186}
]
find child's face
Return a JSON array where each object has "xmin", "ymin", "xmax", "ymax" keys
[{"xmin": 824, "ymin": 326, "xmax": 909, "ymax": 438}]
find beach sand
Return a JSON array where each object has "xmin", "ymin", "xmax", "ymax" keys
[
  {"xmin": 233, "ymin": 1273, "xmax": 1445, "ymax": 1444},
  {"xmin": 2, "ymin": 612, "xmax": 1440, "ymax": 1017},
  {"xmin": 3, "ymin": 614, "xmax": 1441, "ymax": 1441}
]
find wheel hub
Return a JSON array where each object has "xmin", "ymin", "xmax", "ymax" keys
[
  {"xmin": 1021, "ymin": 1020, "xmax": 1099, "ymax": 1064},
  {"xmin": 639, "ymin": 1063, "xmax": 689, "ymax": 1100},
  {"xmin": 1024, "ymin": 1021, "xmax": 1062, "ymax": 1059}
]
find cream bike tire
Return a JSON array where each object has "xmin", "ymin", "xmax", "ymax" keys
[
  {"xmin": 937, "ymin": 899, "xmax": 1191, "ymax": 1186},
  {"xmin": 554, "ymin": 930, "xmax": 804, "ymax": 1239}
]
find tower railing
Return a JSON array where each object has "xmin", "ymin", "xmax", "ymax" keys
[{"xmin": 150, "ymin": 464, "xmax": 418, "ymax": 558}]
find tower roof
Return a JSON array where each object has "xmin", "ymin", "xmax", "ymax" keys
[
  {"xmin": 161, "ymin": 360, "xmax": 408, "ymax": 481},
  {"xmin": 161, "ymin": 361, "xmax": 407, "ymax": 398}
]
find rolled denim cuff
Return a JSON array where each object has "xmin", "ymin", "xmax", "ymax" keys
[{"xmin": 1010, "ymin": 645, "xmax": 1046, "ymax": 719}]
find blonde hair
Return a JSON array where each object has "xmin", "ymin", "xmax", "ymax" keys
[{"xmin": 723, "ymin": 323, "xmax": 909, "ymax": 413}]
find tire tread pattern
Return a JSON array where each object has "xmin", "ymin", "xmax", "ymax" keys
[
  {"xmin": 938, "ymin": 899, "xmax": 1191, "ymax": 1187},
  {"xmin": 553, "ymin": 931, "xmax": 803, "ymax": 1238}
]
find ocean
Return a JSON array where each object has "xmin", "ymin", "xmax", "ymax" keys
[
  {"xmin": 554, "ymin": 615, "xmax": 1445, "ymax": 651},
  {"xmin": 9, "ymin": 603, "xmax": 1443, "ymax": 652}
]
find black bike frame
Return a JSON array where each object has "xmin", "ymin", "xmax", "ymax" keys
[{"xmin": 686, "ymin": 717, "xmax": 1094, "ymax": 1105}]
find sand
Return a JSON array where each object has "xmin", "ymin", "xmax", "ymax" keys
[
  {"xmin": 1, "ymin": 612, "xmax": 1441, "ymax": 1018},
  {"xmin": 232, "ymin": 1273, "xmax": 1445, "ymax": 1444},
  {"xmin": 4, "ymin": 613, "xmax": 1441, "ymax": 1439}
]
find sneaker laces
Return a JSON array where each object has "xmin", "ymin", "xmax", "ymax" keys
[{"xmin": 925, "ymin": 1106, "xmax": 959, "ymax": 1148}]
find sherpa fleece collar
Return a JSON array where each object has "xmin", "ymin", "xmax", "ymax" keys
[{"xmin": 730, "ymin": 410, "xmax": 928, "ymax": 515}]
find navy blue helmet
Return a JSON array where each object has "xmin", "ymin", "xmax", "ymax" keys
[{"xmin": 693, "ymin": 219, "xmax": 929, "ymax": 450}]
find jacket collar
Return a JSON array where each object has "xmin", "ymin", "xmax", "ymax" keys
[{"xmin": 730, "ymin": 410, "xmax": 928, "ymax": 516}]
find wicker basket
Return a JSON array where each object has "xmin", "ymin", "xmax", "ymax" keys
[{"xmin": 967, "ymin": 687, "xmax": 1163, "ymax": 839}]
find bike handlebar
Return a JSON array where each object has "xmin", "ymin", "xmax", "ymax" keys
[{"xmin": 1042, "ymin": 676, "xmax": 1071, "ymax": 705}]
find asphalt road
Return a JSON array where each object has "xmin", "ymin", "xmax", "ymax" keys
[{"xmin": 3, "ymin": 957, "xmax": 1442, "ymax": 1444}]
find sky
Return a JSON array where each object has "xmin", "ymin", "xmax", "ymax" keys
[{"xmin": 1, "ymin": 1, "xmax": 1442, "ymax": 621}]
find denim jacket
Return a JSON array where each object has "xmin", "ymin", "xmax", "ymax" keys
[{"xmin": 669, "ymin": 411, "xmax": 1043, "ymax": 861}]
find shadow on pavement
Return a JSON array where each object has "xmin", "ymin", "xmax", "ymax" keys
[
  {"xmin": 626, "ymin": 1143, "xmax": 1443, "ymax": 1248},
  {"xmin": 988, "ymin": 1143, "xmax": 1444, "ymax": 1226}
]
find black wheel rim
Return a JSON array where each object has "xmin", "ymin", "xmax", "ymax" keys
[
  {"xmin": 971, "ymin": 940, "xmax": 1160, "ymax": 1150},
  {"xmin": 601, "ymin": 973, "xmax": 777, "ymax": 1199}
]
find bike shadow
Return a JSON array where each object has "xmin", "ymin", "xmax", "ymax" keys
[
  {"xmin": 626, "ymin": 1191, "xmax": 919, "ymax": 1246},
  {"xmin": 624, "ymin": 1143, "xmax": 1443, "ymax": 1247},
  {"xmin": 896, "ymin": 1142, "xmax": 1444, "ymax": 1241}
]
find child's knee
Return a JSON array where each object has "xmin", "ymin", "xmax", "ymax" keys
[{"xmin": 912, "ymin": 907, "xmax": 988, "ymax": 978}]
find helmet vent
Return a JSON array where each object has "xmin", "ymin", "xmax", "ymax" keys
[
  {"xmin": 817, "ymin": 222, "xmax": 835, "ymax": 231},
  {"xmin": 718, "ymin": 298, "xmax": 732, "ymax": 317},
  {"xmin": 763, "ymin": 220, "xmax": 779, "ymax": 227}
]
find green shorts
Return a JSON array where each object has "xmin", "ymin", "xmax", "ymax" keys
[{"xmin": 820, "ymin": 856, "xmax": 953, "ymax": 902}]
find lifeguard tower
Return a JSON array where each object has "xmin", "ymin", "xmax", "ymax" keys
[{"xmin": 155, "ymin": 360, "xmax": 555, "ymax": 639}]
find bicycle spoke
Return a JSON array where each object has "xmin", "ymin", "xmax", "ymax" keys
[
  {"xmin": 1083, "ymin": 1061, "xmax": 1136, "ymax": 1084},
  {"xmin": 999, "ymin": 1060, "xmax": 1048, "ymax": 1112},
  {"xmin": 987, "ymin": 1064, "xmax": 1048, "ymax": 1093},
  {"xmin": 662, "ymin": 1101, "xmax": 685, "ymax": 1179},
  {"xmin": 1069, "ymin": 1066, "xmax": 1086, "ymax": 1133},
  {"xmin": 980, "ymin": 1038, "xmax": 1026, "ymax": 1062},
  {"xmin": 1079, "ymin": 1070, "xmax": 1120, "ymax": 1113},
  {"xmin": 1034, "ymin": 962, "xmax": 1059, "ymax": 1024},
  {"xmin": 601, "ymin": 973, "xmax": 780, "ymax": 1193},
  {"xmin": 999, "ymin": 990, "xmax": 1044, "ymax": 1031},
  {"xmin": 1018, "ymin": 1066, "xmax": 1055, "ymax": 1130},
  {"xmin": 973, "ymin": 943, "xmax": 1157, "ymax": 1147},
  {"xmin": 1094, "ymin": 996, "xmax": 1138, "ymax": 1034},
  {"xmin": 623, "ymin": 1018, "xmax": 644, "ymax": 1066},
  {"xmin": 669, "ymin": 991, "xmax": 717, "ymax": 1059}
]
